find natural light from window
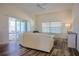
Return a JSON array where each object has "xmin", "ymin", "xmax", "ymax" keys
[{"xmin": 42, "ymin": 22, "xmax": 62, "ymax": 33}]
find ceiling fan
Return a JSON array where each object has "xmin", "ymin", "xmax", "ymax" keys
[{"xmin": 36, "ymin": 3, "xmax": 48, "ymax": 9}]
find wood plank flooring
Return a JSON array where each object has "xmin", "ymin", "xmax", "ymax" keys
[{"xmin": 0, "ymin": 38, "xmax": 79, "ymax": 56}]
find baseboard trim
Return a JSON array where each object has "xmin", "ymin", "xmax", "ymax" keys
[{"xmin": 0, "ymin": 41, "xmax": 9, "ymax": 45}]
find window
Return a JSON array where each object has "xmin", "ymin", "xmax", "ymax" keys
[{"xmin": 42, "ymin": 22, "xmax": 62, "ymax": 33}]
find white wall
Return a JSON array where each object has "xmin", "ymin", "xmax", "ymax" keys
[
  {"xmin": 0, "ymin": 5, "xmax": 35, "ymax": 44},
  {"xmin": 35, "ymin": 10, "xmax": 72, "ymax": 32},
  {"xmin": 0, "ymin": 15, "xmax": 9, "ymax": 44},
  {"xmin": 72, "ymin": 4, "xmax": 79, "ymax": 52}
]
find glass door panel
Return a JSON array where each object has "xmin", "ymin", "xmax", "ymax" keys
[
  {"xmin": 27, "ymin": 21, "xmax": 31, "ymax": 32},
  {"xmin": 9, "ymin": 18, "xmax": 16, "ymax": 34},
  {"xmin": 21, "ymin": 21, "xmax": 25, "ymax": 33},
  {"xmin": 16, "ymin": 20, "xmax": 21, "ymax": 39},
  {"xmin": 16, "ymin": 20, "xmax": 21, "ymax": 33},
  {"xmin": 9, "ymin": 17, "xmax": 16, "ymax": 40}
]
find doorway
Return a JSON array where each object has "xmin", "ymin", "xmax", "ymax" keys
[{"xmin": 9, "ymin": 17, "xmax": 28, "ymax": 41}]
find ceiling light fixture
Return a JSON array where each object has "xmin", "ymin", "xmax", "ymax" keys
[{"xmin": 36, "ymin": 3, "xmax": 48, "ymax": 9}]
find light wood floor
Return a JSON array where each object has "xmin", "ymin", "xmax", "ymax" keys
[{"xmin": 0, "ymin": 38, "xmax": 79, "ymax": 56}]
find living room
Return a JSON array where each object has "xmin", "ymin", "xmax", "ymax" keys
[{"xmin": 0, "ymin": 3, "xmax": 79, "ymax": 56}]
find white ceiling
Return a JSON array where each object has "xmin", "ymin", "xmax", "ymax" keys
[{"xmin": 1, "ymin": 3, "xmax": 73, "ymax": 15}]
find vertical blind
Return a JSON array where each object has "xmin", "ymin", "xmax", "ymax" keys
[{"xmin": 9, "ymin": 17, "xmax": 31, "ymax": 33}]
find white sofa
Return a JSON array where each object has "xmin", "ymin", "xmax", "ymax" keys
[{"xmin": 20, "ymin": 32, "xmax": 54, "ymax": 52}]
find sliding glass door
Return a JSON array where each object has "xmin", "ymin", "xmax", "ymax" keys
[{"xmin": 9, "ymin": 17, "xmax": 29, "ymax": 41}]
